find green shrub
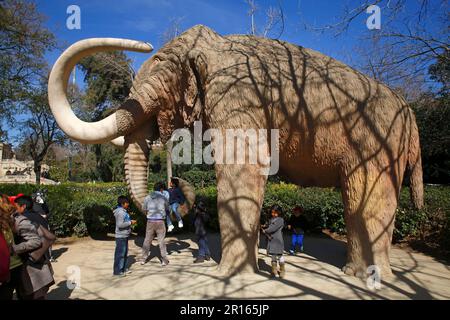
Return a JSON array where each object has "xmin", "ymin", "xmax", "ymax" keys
[
  {"xmin": 179, "ymin": 169, "xmax": 216, "ymax": 188},
  {"xmin": 0, "ymin": 182, "xmax": 448, "ymax": 254}
]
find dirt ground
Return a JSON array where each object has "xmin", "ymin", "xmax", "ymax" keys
[{"xmin": 46, "ymin": 233, "xmax": 450, "ymax": 300}]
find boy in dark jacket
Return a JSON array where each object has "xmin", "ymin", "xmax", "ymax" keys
[
  {"xmin": 167, "ymin": 178, "xmax": 186, "ymax": 232},
  {"xmin": 261, "ymin": 205, "xmax": 286, "ymax": 278},
  {"xmin": 193, "ymin": 201, "xmax": 211, "ymax": 263},
  {"xmin": 287, "ymin": 206, "xmax": 309, "ymax": 255},
  {"xmin": 113, "ymin": 196, "xmax": 136, "ymax": 276}
]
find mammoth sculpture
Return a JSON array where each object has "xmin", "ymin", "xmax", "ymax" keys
[{"xmin": 48, "ymin": 25, "xmax": 423, "ymax": 278}]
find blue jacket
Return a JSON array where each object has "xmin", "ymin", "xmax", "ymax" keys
[{"xmin": 114, "ymin": 206, "xmax": 131, "ymax": 238}]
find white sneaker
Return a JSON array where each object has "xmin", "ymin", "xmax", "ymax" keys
[
  {"xmin": 168, "ymin": 225, "xmax": 175, "ymax": 232},
  {"xmin": 161, "ymin": 258, "xmax": 169, "ymax": 266},
  {"xmin": 178, "ymin": 220, "xmax": 184, "ymax": 228}
]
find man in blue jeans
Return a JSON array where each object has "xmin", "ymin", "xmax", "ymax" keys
[
  {"xmin": 287, "ymin": 206, "xmax": 309, "ymax": 255},
  {"xmin": 113, "ymin": 196, "xmax": 136, "ymax": 276},
  {"xmin": 167, "ymin": 178, "xmax": 186, "ymax": 232}
]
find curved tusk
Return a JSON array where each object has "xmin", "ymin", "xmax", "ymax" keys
[
  {"xmin": 111, "ymin": 136, "xmax": 125, "ymax": 148},
  {"xmin": 48, "ymin": 38, "xmax": 153, "ymax": 144}
]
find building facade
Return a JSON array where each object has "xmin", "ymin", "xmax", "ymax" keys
[{"xmin": 0, "ymin": 142, "xmax": 55, "ymax": 184}]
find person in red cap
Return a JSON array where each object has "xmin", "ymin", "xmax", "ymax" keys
[{"xmin": 8, "ymin": 194, "xmax": 23, "ymax": 205}]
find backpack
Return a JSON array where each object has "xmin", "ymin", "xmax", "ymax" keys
[{"xmin": 0, "ymin": 231, "xmax": 10, "ymax": 283}]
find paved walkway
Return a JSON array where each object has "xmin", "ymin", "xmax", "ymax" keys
[{"xmin": 47, "ymin": 233, "xmax": 450, "ymax": 300}]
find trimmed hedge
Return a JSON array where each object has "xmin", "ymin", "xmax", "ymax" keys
[{"xmin": 0, "ymin": 182, "xmax": 448, "ymax": 254}]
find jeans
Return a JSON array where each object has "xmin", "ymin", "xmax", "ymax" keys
[
  {"xmin": 197, "ymin": 235, "xmax": 210, "ymax": 258},
  {"xmin": 113, "ymin": 238, "xmax": 129, "ymax": 275},
  {"xmin": 141, "ymin": 220, "xmax": 167, "ymax": 261},
  {"xmin": 290, "ymin": 234, "xmax": 304, "ymax": 252},
  {"xmin": 166, "ymin": 203, "xmax": 182, "ymax": 227}
]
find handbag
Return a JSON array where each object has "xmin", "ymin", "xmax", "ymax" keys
[{"xmin": 29, "ymin": 225, "xmax": 56, "ymax": 263}]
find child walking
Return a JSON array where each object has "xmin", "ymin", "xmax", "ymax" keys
[
  {"xmin": 287, "ymin": 206, "xmax": 308, "ymax": 255},
  {"xmin": 113, "ymin": 196, "xmax": 136, "ymax": 276},
  {"xmin": 193, "ymin": 201, "xmax": 211, "ymax": 263},
  {"xmin": 261, "ymin": 205, "xmax": 286, "ymax": 278}
]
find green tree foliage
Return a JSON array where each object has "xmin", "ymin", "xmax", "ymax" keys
[
  {"xmin": 77, "ymin": 51, "xmax": 134, "ymax": 181},
  {"xmin": 412, "ymin": 52, "xmax": 450, "ymax": 184},
  {"xmin": 78, "ymin": 51, "xmax": 134, "ymax": 117},
  {"xmin": 429, "ymin": 50, "xmax": 450, "ymax": 96},
  {"xmin": 16, "ymin": 83, "xmax": 65, "ymax": 184},
  {"xmin": 0, "ymin": 0, "xmax": 55, "ymax": 135},
  {"xmin": 413, "ymin": 95, "xmax": 450, "ymax": 184}
]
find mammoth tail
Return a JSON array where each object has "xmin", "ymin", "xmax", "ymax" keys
[{"xmin": 407, "ymin": 118, "xmax": 424, "ymax": 210}]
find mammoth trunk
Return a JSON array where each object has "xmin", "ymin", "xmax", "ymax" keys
[{"xmin": 124, "ymin": 139, "xmax": 151, "ymax": 212}]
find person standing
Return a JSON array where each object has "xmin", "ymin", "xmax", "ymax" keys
[
  {"xmin": 113, "ymin": 196, "xmax": 136, "ymax": 276},
  {"xmin": 261, "ymin": 205, "xmax": 286, "ymax": 278},
  {"xmin": 13, "ymin": 196, "xmax": 54, "ymax": 299},
  {"xmin": 287, "ymin": 206, "xmax": 309, "ymax": 255},
  {"xmin": 140, "ymin": 182, "xmax": 170, "ymax": 266},
  {"xmin": 32, "ymin": 191, "xmax": 56, "ymax": 262},
  {"xmin": 31, "ymin": 191, "xmax": 50, "ymax": 229},
  {"xmin": 193, "ymin": 201, "xmax": 211, "ymax": 263}
]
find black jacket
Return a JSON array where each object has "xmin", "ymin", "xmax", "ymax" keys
[
  {"xmin": 194, "ymin": 208, "xmax": 209, "ymax": 237},
  {"xmin": 168, "ymin": 187, "xmax": 186, "ymax": 205},
  {"xmin": 288, "ymin": 215, "xmax": 309, "ymax": 234},
  {"xmin": 32, "ymin": 203, "xmax": 50, "ymax": 218},
  {"xmin": 24, "ymin": 209, "xmax": 49, "ymax": 230}
]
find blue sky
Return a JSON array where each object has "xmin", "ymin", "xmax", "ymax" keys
[
  {"xmin": 36, "ymin": 0, "xmax": 383, "ymax": 76},
  {"xmin": 35, "ymin": 0, "xmax": 443, "ymax": 85},
  {"xmin": 5, "ymin": 0, "xmax": 443, "ymax": 145}
]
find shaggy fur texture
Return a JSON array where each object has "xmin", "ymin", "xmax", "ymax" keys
[
  {"xmin": 120, "ymin": 25, "xmax": 423, "ymax": 277},
  {"xmin": 53, "ymin": 25, "xmax": 424, "ymax": 278}
]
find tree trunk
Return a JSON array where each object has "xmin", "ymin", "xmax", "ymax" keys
[
  {"xmin": 94, "ymin": 144, "xmax": 103, "ymax": 181},
  {"xmin": 34, "ymin": 161, "xmax": 42, "ymax": 185}
]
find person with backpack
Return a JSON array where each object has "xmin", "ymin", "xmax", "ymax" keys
[
  {"xmin": 12, "ymin": 195, "xmax": 55, "ymax": 300},
  {"xmin": 193, "ymin": 201, "xmax": 211, "ymax": 263}
]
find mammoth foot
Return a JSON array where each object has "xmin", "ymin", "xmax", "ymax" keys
[{"xmin": 342, "ymin": 263, "xmax": 366, "ymax": 279}]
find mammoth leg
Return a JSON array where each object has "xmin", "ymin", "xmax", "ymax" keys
[
  {"xmin": 216, "ymin": 163, "xmax": 267, "ymax": 274},
  {"xmin": 340, "ymin": 161, "xmax": 398, "ymax": 279}
]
